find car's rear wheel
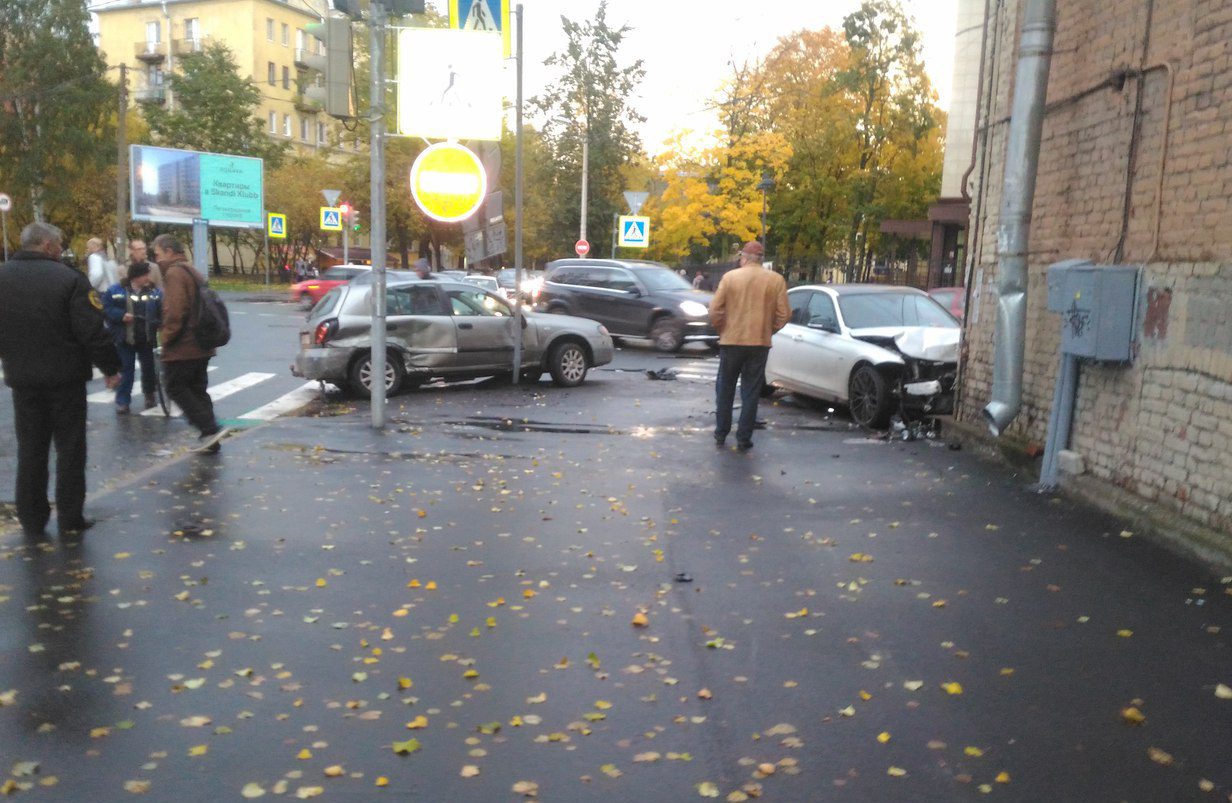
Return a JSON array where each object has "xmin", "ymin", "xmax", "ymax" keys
[
  {"xmin": 348, "ymin": 352, "xmax": 405, "ymax": 399},
  {"xmin": 650, "ymin": 317, "xmax": 684, "ymax": 352},
  {"xmin": 848, "ymin": 365, "xmax": 893, "ymax": 430},
  {"xmin": 548, "ymin": 341, "xmax": 588, "ymax": 387}
]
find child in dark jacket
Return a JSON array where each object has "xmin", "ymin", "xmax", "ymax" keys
[{"xmin": 102, "ymin": 262, "xmax": 162, "ymax": 413}]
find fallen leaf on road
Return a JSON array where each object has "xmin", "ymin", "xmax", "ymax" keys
[
  {"xmin": 392, "ymin": 738, "xmax": 421, "ymax": 755},
  {"xmin": 941, "ymin": 682, "xmax": 963, "ymax": 695},
  {"xmin": 631, "ymin": 611, "xmax": 648, "ymax": 627},
  {"xmin": 887, "ymin": 767, "xmax": 907, "ymax": 777},
  {"xmin": 1215, "ymin": 684, "xmax": 1232, "ymax": 699},
  {"xmin": 1121, "ymin": 706, "xmax": 1146, "ymax": 725},
  {"xmin": 697, "ymin": 781, "xmax": 720, "ymax": 797},
  {"xmin": 1147, "ymin": 747, "xmax": 1173, "ymax": 766},
  {"xmin": 460, "ymin": 766, "xmax": 479, "ymax": 778},
  {"xmin": 124, "ymin": 780, "xmax": 151, "ymax": 794},
  {"xmin": 512, "ymin": 780, "xmax": 539, "ymax": 796},
  {"xmin": 323, "ymin": 766, "xmax": 345, "ymax": 777},
  {"xmin": 240, "ymin": 783, "xmax": 266, "ymax": 798}
]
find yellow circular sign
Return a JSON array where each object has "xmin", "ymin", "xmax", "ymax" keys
[{"xmin": 409, "ymin": 143, "xmax": 487, "ymax": 223}]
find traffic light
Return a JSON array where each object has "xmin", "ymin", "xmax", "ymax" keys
[
  {"xmin": 350, "ymin": 207, "xmax": 362, "ymax": 232},
  {"xmin": 302, "ymin": 14, "xmax": 354, "ymax": 119}
]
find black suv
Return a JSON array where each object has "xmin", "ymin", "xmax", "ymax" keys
[{"xmin": 538, "ymin": 259, "xmax": 717, "ymax": 351}]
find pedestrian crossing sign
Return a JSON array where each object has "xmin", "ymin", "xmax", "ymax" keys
[
  {"xmin": 268, "ymin": 212, "xmax": 287, "ymax": 239},
  {"xmin": 320, "ymin": 207, "xmax": 343, "ymax": 232},
  {"xmin": 449, "ymin": 0, "xmax": 511, "ymax": 57},
  {"xmin": 618, "ymin": 215, "xmax": 650, "ymax": 248}
]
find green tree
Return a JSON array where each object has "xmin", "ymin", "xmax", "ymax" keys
[
  {"xmin": 143, "ymin": 42, "xmax": 288, "ymax": 273},
  {"xmin": 0, "ymin": 0, "xmax": 114, "ymax": 227},
  {"xmin": 532, "ymin": 0, "xmax": 645, "ymax": 257},
  {"xmin": 837, "ymin": 0, "xmax": 939, "ymax": 281}
]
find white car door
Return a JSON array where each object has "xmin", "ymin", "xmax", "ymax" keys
[
  {"xmin": 767, "ymin": 289, "xmax": 813, "ymax": 390},
  {"xmin": 788, "ymin": 292, "xmax": 853, "ymax": 401}
]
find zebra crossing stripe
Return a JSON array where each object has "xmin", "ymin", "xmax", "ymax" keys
[
  {"xmin": 238, "ymin": 381, "xmax": 320, "ymax": 421},
  {"xmin": 139, "ymin": 371, "xmax": 276, "ymax": 417},
  {"xmin": 87, "ymin": 366, "xmax": 218, "ymax": 405}
]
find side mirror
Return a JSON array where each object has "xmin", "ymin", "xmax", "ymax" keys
[
  {"xmin": 808, "ymin": 321, "xmax": 838, "ymax": 333},
  {"xmin": 624, "ymin": 287, "xmax": 641, "ymax": 297}
]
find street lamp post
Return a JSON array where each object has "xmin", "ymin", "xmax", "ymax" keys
[{"xmin": 756, "ymin": 170, "xmax": 775, "ymax": 246}]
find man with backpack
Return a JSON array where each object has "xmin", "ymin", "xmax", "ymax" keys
[{"xmin": 152, "ymin": 234, "xmax": 228, "ymax": 453}]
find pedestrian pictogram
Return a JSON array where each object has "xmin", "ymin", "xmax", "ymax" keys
[
  {"xmin": 320, "ymin": 207, "xmax": 343, "ymax": 231},
  {"xmin": 449, "ymin": 0, "xmax": 510, "ymax": 57},
  {"xmin": 268, "ymin": 213, "xmax": 287, "ymax": 239},
  {"xmin": 618, "ymin": 216, "xmax": 650, "ymax": 249},
  {"xmin": 575, "ymin": 239, "xmax": 590, "ymax": 257}
]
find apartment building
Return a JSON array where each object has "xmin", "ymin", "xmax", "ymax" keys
[{"xmin": 92, "ymin": 0, "xmax": 360, "ymax": 155}]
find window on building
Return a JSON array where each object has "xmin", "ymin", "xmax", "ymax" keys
[
  {"xmin": 147, "ymin": 65, "xmax": 164, "ymax": 87},
  {"xmin": 283, "ymin": 115, "xmax": 291, "ymax": 137},
  {"xmin": 317, "ymin": 122, "xmax": 326, "ymax": 145},
  {"xmin": 144, "ymin": 20, "xmax": 160, "ymax": 51},
  {"xmin": 184, "ymin": 17, "xmax": 200, "ymax": 42},
  {"xmin": 267, "ymin": 62, "xmax": 276, "ymax": 85},
  {"xmin": 282, "ymin": 65, "xmax": 290, "ymax": 90},
  {"xmin": 300, "ymin": 117, "xmax": 308, "ymax": 141},
  {"xmin": 266, "ymin": 18, "xmax": 274, "ymax": 41},
  {"xmin": 281, "ymin": 23, "xmax": 289, "ymax": 45},
  {"xmin": 296, "ymin": 28, "xmax": 306, "ymax": 53},
  {"xmin": 268, "ymin": 111, "xmax": 276, "ymax": 134}
]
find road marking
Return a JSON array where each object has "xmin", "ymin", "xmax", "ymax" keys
[
  {"xmin": 237, "ymin": 381, "xmax": 320, "ymax": 421},
  {"xmin": 139, "ymin": 371, "xmax": 276, "ymax": 417},
  {"xmin": 88, "ymin": 366, "xmax": 216, "ymax": 404}
]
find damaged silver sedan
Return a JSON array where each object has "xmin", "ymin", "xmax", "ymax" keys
[
  {"xmin": 765, "ymin": 285, "xmax": 960, "ymax": 431},
  {"xmin": 293, "ymin": 278, "xmax": 614, "ymax": 397}
]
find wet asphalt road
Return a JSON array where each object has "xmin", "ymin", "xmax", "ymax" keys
[{"xmin": 0, "ymin": 340, "xmax": 1229, "ymax": 801}]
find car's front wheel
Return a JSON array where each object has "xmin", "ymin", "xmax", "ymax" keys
[
  {"xmin": 548, "ymin": 341, "xmax": 588, "ymax": 387},
  {"xmin": 348, "ymin": 352, "xmax": 405, "ymax": 399},
  {"xmin": 848, "ymin": 365, "xmax": 893, "ymax": 430},
  {"xmin": 650, "ymin": 317, "xmax": 684, "ymax": 352}
]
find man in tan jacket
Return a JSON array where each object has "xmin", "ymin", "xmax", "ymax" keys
[
  {"xmin": 708, "ymin": 241, "xmax": 790, "ymax": 450},
  {"xmin": 153, "ymin": 234, "xmax": 226, "ymax": 453}
]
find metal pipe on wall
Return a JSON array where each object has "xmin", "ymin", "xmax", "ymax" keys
[{"xmin": 982, "ymin": 0, "xmax": 1057, "ymax": 437}]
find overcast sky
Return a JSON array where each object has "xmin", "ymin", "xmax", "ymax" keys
[{"xmin": 508, "ymin": 0, "xmax": 959, "ymax": 154}]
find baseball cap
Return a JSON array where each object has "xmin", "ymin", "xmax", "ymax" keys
[{"xmin": 740, "ymin": 241, "xmax": 765, "ymax": 257}]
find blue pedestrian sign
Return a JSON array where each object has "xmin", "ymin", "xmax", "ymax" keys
[
  {"xmin": 267, "ymin": 212, "xmax": 287, "ymax": 239},
  {"xmin": 449, "ymin": 0, "xmax": 511, "ymax": 57},
  {"xmin": 618, "ymin": 215, "xmax": 650, "ymax": 249},
  {"xmin": 320, "ymin": 206, "xmax": 343, "ymax": 232}
]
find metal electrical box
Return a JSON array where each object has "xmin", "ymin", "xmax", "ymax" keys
[{"xmin": 1046, "ymin": 261, "xmax": 1139, "ymax": 361}]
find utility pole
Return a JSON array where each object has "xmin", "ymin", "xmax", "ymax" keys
[
  {"xmin": 369, "ymin": 1, "xmax": 389, "ymax": 429},
  {"xmin": 511, "ymin": 3, "xmax": 525, "ymax": 384},
  {"xmin": 116, "ymin": 64, "xmax": 129, "ymax": 260},
  {"xmin": 162, "ymin": 0, "xmax": 174, "ymax": 111},
  {"xmin": 579, "ymin": 106, "xmax": 589, "ymax": 244}
]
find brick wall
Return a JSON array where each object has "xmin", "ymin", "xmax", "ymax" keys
[{"xmin": 961, "ymin": 0, "xmax": 1232, "ymax": 538}]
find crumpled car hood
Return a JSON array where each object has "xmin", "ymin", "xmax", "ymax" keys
[{"xmin": 850, "ymin": 326, "xmax": 960, "ymax": 362}]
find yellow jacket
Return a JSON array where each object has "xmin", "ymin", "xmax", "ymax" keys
[{"xmin": 709, "ymin": 265, "xmax": 791, "ymax": 346}]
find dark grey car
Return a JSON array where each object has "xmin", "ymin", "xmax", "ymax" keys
[
  {"xmin": 293, "ymin": 279, "xmax": 614, "ymax": 397},
  {"xmin": 536, "ymin": 259, "xmax": 717, "ymax": 352}
]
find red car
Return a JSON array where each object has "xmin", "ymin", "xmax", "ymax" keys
[
  {"xmin": 927, "ymin": 286, "xmax": 966, "ymax": 323},
  {"xmin": 291, "ymin": 264, "xmax": 370, "ymax": 310}
]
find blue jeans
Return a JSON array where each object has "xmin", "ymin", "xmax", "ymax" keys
[
  {"xmin": 714, "ymin": 345, "xmax": 769, "ymax": 445},
  {"xmin": 116, "ymin": 341, "xmax": 156, "ymax": 408}
]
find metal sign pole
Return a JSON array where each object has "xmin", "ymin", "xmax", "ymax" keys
[
  {"xmin": 1, "ymin": 210, "xmax": 8, "ymax": 262},
  {"xmin": 511, "ymin": 3, "xmax": 524, "ymax": 384},
  {"xmin": 264, "ymin": 216, "xmax": 271, "ymax": 287},
  {"xmin": 370, "ymin": 2, "xmax": 389, "ymax": 429}
]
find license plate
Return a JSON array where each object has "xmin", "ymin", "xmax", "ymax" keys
[{"xmin": 300, "ymin": 332, "xmax": 311, "ymax": 349}]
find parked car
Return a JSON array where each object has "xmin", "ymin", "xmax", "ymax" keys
[
  {"xmin": 293, "ymin": 278, "xmax": 614, "ymax": 397},
  {"xmin": 495, "ymin": 268, "xmax": 545, "ymax": 303},
  {"xmin": 437, "ymin": 270, "xmax": 467, "ymax": 280},
  {"xmin": 463, "ymin": 274, "xmax": 500, "ymax": 293},
  {"xmin": 764, "ymin": 284, "xmax": 960, "ymax": 430},
  {"xmin": 291, "ymin": 264, "xmax": 370, "ymax": 310},
  {"xmin": 927, "ymin": 286, "xmax": 966, "ymax": 322},
  {"xmin": 536, "ymin": 259, "xmax": 717, "ymax": 352}
]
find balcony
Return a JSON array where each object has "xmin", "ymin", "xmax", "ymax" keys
[
  {"xmin": 293, "ymin": 94, "xmax": 320, "ymax": 114},
  {"xmin": 133, "ymin": 86, "xmax": 166, "ymax": 105},
  {"xmin": 293, "ymin": 48, "xmax": 315, "ymax": 70},
  {"xmin": 135, "ymin": 41, "xmax": 166, "ymax": 62},
  {"xmin": 172, "ymin": 36, "xmax": 210, "ymax": 56}
]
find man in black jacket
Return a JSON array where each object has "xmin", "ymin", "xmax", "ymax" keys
[{"xmin": 0, "ymin": 222, "xmax": 120, "ymax": 537}]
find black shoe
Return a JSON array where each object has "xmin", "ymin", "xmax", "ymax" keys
[
  {"xmin": 58, "ymin": 519, "xmax": 95, "ymax": 538},
  {"xmin": 736, "ymin": 440, "xmax": 754, "ymax": 451},
  {"xmin": 22, "ymin": 525, "xmax": 47, "ymax": 540},
  {"xmin": 713, "ymin": 433, "xmax": 727, "ymax": 447},
  {"xmin": 197, "ymin": 427, "xmax": 229, "ymax": 454}
]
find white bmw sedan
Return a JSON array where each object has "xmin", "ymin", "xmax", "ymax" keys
[{"xmin": 765, "ymin": 284, "xmax": 961, "ymax": 430}]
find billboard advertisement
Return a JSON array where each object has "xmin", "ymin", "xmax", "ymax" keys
[{"xmin": 130, "ymin": 145, "xmax": 264, "ymax": 228}]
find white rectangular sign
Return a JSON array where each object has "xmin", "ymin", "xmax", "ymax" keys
[{"xmin": 397, "ymin": 29, "xmax": 503, "ymax": 141}]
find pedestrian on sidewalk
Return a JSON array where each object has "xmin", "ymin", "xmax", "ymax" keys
[
  {"xmin": 0, "ymin": 222, "xmax": 121, "ymax": 537},
  {"xmin": 127, "ymin": 238, "xmax": 162, "ymax": 289},
  {"xmin": 708, "ymin": 241, "xmax": 789, "ymax": 451},
  {"xmin": 85, "ymin": 237, "xmax": 117, "ymax": 293},
  {"xmin": 153, "ymin": 234, "xmax": 227, "ymax": 453},
  {"xmin": 103, "ymin": 261, "xmax": 162, "ymax": 414}
]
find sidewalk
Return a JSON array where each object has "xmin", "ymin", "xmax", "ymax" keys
[{"xmin": 0, "ymin": 371, "xmax": 1228, "ymax": 800}]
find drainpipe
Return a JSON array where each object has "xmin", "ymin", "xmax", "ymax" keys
[{"xmin": 982, "ymin": 0, "xmax": 1057, "ymax": 436}]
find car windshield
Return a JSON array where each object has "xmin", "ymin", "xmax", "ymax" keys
[
  {"xmin": 636, "ymin": 268, "xmax": 691, "ymax": 292},
  {"xmin": 838, "ymin": 292, "xmax": 959, "ymax": 329}
]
